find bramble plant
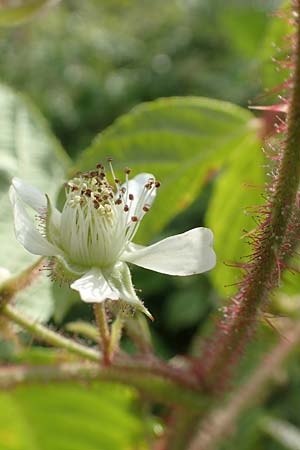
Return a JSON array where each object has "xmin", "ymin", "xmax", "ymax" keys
[{"xmin": 1, "ymin": 1, "xmax": 300, "ymax": 450}]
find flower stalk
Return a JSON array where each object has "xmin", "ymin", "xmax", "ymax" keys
[{"xmin": 93, "ymin": 302, "xmax": 111, "ymax": 365}]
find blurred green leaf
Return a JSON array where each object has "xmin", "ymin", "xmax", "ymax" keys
[
  {"xmin": 206, "ymin": 134, "xmax": 264, "ymax": 296},
  {"xmin": 260, "ymin": 1, "xmax": 292, "ymax": 92},
  {"xmin": 0, "ymin": 382, "xmax": 145, "ymax": 450},
  {"xmin": 261, "ymin": 416, "xmax": 300, "ymax": 450},
  {"xmin": 0, "ymin": 0, "xmax": 60, "ymax": 27},
  {"xmin": 163, "ymin": 282, "xmax": 210, "ymax": 332},
  {"xmin": 219, "ymin": 7, "xmax": 270, "ymax": 59},
  {"xmin": 52, "ymin": 283, "xmax": 81, "ymax": 324},
  {"xmin": 76, "ymin": 96, "xmax": 258, "ymax": 244},
  {"xmin": 0, "ymin": 83, "xmax": 70, "ymax": 320}
]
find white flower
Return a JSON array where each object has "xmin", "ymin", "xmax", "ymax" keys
[{"xmin": 9, "ymin": 162, "xmax": 216, "ymax": 318}]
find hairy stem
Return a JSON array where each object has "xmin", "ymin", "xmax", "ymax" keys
[
  {"xmin": 188, "ymin": 319, "xmax": 300, "ymax": 450},
  {"xmin": 0, "ymin": 257, "xmax": 44, "ymax": 307},
  {"xmin": 93, "ymin": 302, "xmax": 111, "ymax": 365},
  {"xmin": 0, "ymin": 362, "xmax": 208, "ymax": 410},
  {"xmin": 1, "ymin": 303, "xmax": 200, "ymax": 392},
  {"xmin": 197, "ymin": 1, "xmax": 300, "ymax": 390},
  {"xmin": 3, "ymin": 303, "xmax": 100, "ymax": 361}
]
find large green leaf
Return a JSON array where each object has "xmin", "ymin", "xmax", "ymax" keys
[
  {"xmin": 206, "ymin": 134, "xmax": 264, "ymax": 296},
  {"xmin": 0, "ymin": 383, "xmax": 145, "ymax": 450},
  {"xmin": 0, "ymin": 0, "xmax": 60, "ymax": 27},
  {"xmin": 75, "ymin": 97, "xmax": 259, "ymax": 244},
  {"xmin": 0, "ymin": 83, "xmax": 70, "ymax": 320}
]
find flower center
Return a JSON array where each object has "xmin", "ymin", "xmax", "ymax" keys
[{"xmin": 59, "ymin": 161, "xmax": 159, "ymax": 268}]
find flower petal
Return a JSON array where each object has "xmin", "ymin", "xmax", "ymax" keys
[
  {"xmin": 12, "ymin": 177, "xmax": 47, "ymax": 212},
  {"xmin": 122, "ymin": 227, "xmax": 216, "ymax": 276},
  {"xmin": 123, "ymin": 173, "xmax": 156, "ymax": 220},
  {"xmin": 45, "ymin": 194, "xmax": 62, "ymax": 247},
  {"xmin": 71, "ymin": 263, "xmax": 152, "ymax": 319},
  {"xmin": 70, "ymin": 268, "xmax": 119, "ymax": 302},
  {"xmin": 9, "ymin": 185, "xmax": 59, "ymax": 256}
]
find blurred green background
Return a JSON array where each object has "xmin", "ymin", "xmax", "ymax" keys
[{"xmin": 1, "ymin": 1, "xmax": 300, "ymax": 450}]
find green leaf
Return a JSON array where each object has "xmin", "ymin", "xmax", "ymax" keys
[
  {"xmin": 0, "ymin": 383, "xmax": 145, "ymax": 450},
  {"xmin": 260, "ymin": 1, "xmax": 292, "ymax": 91},
  {"xmin": 75, "ymin": 96, "xmax": 259, "ymax": 244},
  {"xmin": 219, "ymin": 7, "xmax": 271, "ymax": 59},
  {"xmin": 0, "ymin": 0, "xmax": 59, "ymax": 27},
  {"xmin": 0, "ymin": 83, "xmax": 70, "ymax": 320},
  {"xmin": 206, "ymin": 134, "xmax": 264, "ymax": 296},
  {"xmin": 163, "ymin": 279, "xmax": 211, "ymax": 332}
]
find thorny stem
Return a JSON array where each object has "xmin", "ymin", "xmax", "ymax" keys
[
  {"xmin": 93, "ymin": 302, "xmax": 111, "ymax": 365},
  {"xmin": 197, "ymin": 1, "xmax": 300, "ymax": 391},
  {"xmin": 188, "ymin": 319, "xmax": 300, "ymax": 450}
]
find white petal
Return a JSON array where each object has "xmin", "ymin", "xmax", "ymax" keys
[
  {"xmin": 122, "ymin": 228, "xmax": 216, "ymax": 276},
  {"xmin": 9, "ymin": 185, "xmax": 59, "ymax": 256},
  {"xmin": 71, "ymin": 263, "xmax": 152, "ymax": 319},
  {"xmin": 123, "ymin": 173, "xmax": 156, "ymax": 220},
  {"xmin": 70, "ymin": 268, "xmax": 119, "ymax": 303},
  {"xmin": 45, "ymin": 194, "xmax": 62, "ymax": 247},
  {"xmin": 12, "ymin": 177, "xmax": 47, "ymax": 212}
]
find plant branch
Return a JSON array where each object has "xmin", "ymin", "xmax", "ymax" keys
[
  {"xmin": 188, "ymin": 319, "xmax": 300, "ymax": 450},
  {"xmin": 2, "ymin": 303, "xmax": 101, "ymax": 361},
  {"xmin": 0, "ymin": 361, "xmax": 208, "ymax": 410},
  {"xmin": 1, "ymin": 303, "xmax": 201, "ymax": 392}
]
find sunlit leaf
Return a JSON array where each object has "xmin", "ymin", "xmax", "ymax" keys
[
  {"xmin": 206, "ymin": 134, "xmax": 264, "ymax": 296},
  {"xmin": 0, "ymin": 383, "xmax": 145, "ymax": 450}
]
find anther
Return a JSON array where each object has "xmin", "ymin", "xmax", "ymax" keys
[
  {"xmin": 124, "ymin": 167, "xmax": 131, "ymax": 174},
  {"xmin": 143, "ymin": 205, "xmax": 150, "ymax": 212},
  {"xmin": 129, "ymin": 193, "xmax": 134, "ymax": 201},
  {"xmin": 115, "ymin": 178, "xmax": 120, "ymax": 184},
  {"xmin": 131, "ymin": 216, "xmax": 138, "ymax": 222},
  {"xmin": 89, "ymin": 170, "xmax": 98, "ymax": 177},
  {"xmin": 124, "ymin": 205, "xmax": 129, "ymax": 212},
  {"xmin": 96, "ymin": 163, "xmax": 104, "ymax": 169},
  {"xmin": 115, "ymin": 198, "xmax": 122, "ymax": 205},
  {"xmin": 155, "ymin": 181, "xmax": 161, "ymax": 188},
  {"xmin": 107, "ymin": 157, "xmax": 113, "ymax": 162},
  {"xmin": 85, "ymin": 189, "xmax": 92, "ymax": 197}
]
